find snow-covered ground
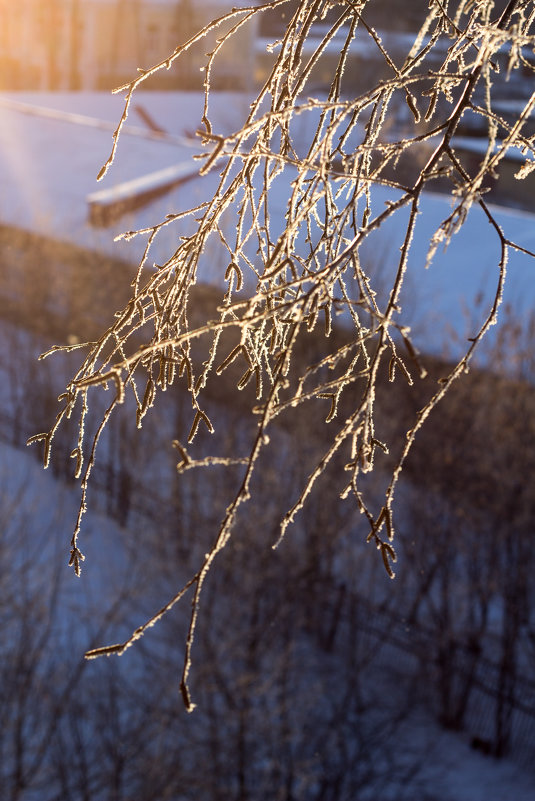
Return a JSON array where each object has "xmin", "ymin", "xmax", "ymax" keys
[
  {"xmin": 365, "ymin": 185, "xmax": 535, "ymax": 358},
  {"xmin": 380, "ymin": 707, "xmax": 535, "ymax": 801}
]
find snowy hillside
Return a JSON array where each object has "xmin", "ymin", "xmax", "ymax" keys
[{"xmin": 1, "ymin": 438, "xmax": 535, "ymax": 800}]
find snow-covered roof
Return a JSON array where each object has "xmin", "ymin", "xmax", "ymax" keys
[
  {"xmin": 0, "ymin": 90, "xmax": 534, "ymax": 360},
  {"xmin": 0, "ymin": 91, "xmax": 251, "ymax": 267}
]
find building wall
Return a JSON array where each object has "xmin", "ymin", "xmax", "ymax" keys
[{"xmin": 0, "ymin": 0, "xmax": 257, "ymax": 91}]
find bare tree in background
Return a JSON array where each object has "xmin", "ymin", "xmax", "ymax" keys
[{"xmin": 29, "ymin": 0, "xmax": 535, "ymax": 708}]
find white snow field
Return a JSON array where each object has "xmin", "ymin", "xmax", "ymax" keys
[{"xmin": 0, "ymin": 91, "xmax": 534, "ymax": 360}]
